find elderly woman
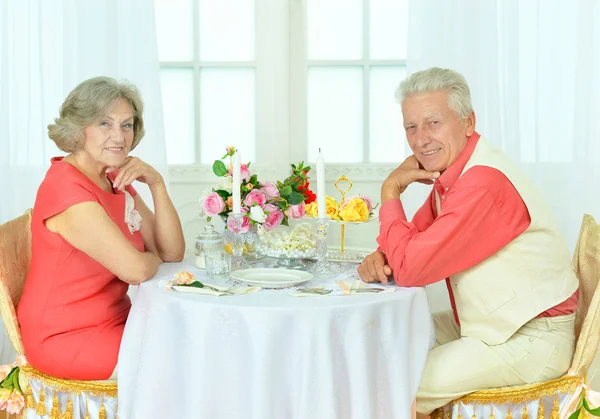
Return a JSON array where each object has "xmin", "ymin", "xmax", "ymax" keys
[{"xmin": 17, "ymin": 76, "xmax": 185, "ymax": 380}]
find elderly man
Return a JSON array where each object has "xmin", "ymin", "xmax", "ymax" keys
[{"xmin": 358, "ymin": 67, "xmax": 579, "ymax": 415}]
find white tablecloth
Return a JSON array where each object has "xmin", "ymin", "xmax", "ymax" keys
[{"xmin": 117, "ymin": 260, "xmax": 434, "ymax": 419}]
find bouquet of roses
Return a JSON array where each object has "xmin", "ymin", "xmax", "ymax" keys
[
  {"xmin": 199, "ymin": 147, "xmax": 317, "ymax": 233},
  {"xmin": 305, "ymin": 195, "xmax": 377, "ymax": 222}
]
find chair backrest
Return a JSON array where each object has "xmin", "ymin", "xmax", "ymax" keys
[
  {"xmin": 571, "ymin": 214, "xmax": 600, "ymax": 377},
  {"xmin": 0, "ymin": 210, "xmax": 32, "ymax": 356}
]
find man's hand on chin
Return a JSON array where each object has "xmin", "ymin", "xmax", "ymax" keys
[
  {"xmin": 358, "ymin": 250, "xmax": 393, "ymax": 284},
  {"xmin": 381, "ymin": 155, "xmax": 440, "ymax": 203}
]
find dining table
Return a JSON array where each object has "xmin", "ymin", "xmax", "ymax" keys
[{"xmin": 116, "ymin": 258, "xmax": 435, "ymax": 419}]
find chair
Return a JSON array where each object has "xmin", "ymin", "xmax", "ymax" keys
[
  {"xmin": 0, "ymin": 210, "xmax": 118, "ymax": 419},
  {"xmin": 431, "ymin": 214, "xmax": 600, "ymax": 419}
]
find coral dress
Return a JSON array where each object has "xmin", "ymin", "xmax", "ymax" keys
[{"xmin": 18, "ymin": 157, "xmax": 144, "ymax": 380}]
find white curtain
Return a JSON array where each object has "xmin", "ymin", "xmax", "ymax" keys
[
  {"xmin": 0, "ymin": 0, "xmax": 166, "ymax": 363},
  {"xmin": 406, "ymin": 0, "xmax": 600, "ymax": 251},
  {"xmin": 406, "ymin": 0, "xmax": 600, "ymax": 390}
]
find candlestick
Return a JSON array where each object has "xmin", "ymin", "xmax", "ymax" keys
[
  {"xmin": 316, "ymin": 149, "xmax": 326, "ymax": 218},
  {"xmin": 232, "ymin": 150, "xmax": 241, "ymax": 214},
  {"xmin": 311, "ymin": 216, "xmax": 333, "ymax": 276},
  {"xmin": 230, "ymin": 212, "xmax": 250, "ymax": 270}
]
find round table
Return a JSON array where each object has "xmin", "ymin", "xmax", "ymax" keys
[{"xmin": 117, "ymin": 260, "xmax": 434, "ymax": 419}]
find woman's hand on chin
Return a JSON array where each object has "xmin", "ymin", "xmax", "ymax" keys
[{"xmin": 108, "ymin": 157, "xmax": 164, "ymax": 191}]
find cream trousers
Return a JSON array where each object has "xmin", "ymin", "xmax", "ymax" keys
[{"xmin": 416, "ymin": 310, "xmax": 576, "ymax": 415}]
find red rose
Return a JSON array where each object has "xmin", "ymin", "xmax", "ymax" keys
[{"xmin": 304, "ymin": 189, "xmax": 317, "ymax": 204}]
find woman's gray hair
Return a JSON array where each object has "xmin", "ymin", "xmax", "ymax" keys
[
  {"xmin": 48, "ymin": 76, "xmax": 145, "ymax": 153},
  {"xmin": 395, "ymin": 67, "xmax": 473, "ymax": 119}
]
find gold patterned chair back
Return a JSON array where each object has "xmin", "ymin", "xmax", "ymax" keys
[
  {"xmin": 432, "ymin": 214, "xmax": 600, "ymax": 419},
  {"xmin": 0, "ymin": 210, "xmax": 32, "ymax": 356},
  {"xmin": 571, "ymin": 214, "xmax": 600, "ymax": 377}
]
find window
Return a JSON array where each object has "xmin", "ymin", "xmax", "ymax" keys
[
  {"xmin": 303, "ymin": 0, "xmax": 409, "ymax": 163},
  {"xmin": 155, "ymin": 0, "xmax": 259, "ymax": 165},
  {"xmin": 155, "ymin": 0, "xmax": 409, "ymax": 166}
]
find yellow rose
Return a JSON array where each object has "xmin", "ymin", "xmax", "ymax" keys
[
  {"xmin": 305, "ymin": 202, "xmax": 318, "ymax": 217},
  {"xmin": 338, "ymin": 198, "xmax": 369, "ymax": 222},
  {"xmin": 325, "ymin": 197, "xmax": 339, "ymax": 220},
  {"xmin": 0, "ymin": 388, "xmax": 11, "ymax": 404}
]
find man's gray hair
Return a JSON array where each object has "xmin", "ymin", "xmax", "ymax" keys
[
  {"xmin": 48, "ymin": 76, "xmax": 145, "ymax": 153},
  {"xmin": 395, "ymin": 67, "xmax": 474, "ymax": 119}
]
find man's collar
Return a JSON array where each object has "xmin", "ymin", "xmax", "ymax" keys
[{"xmin": 435, "ymin": 132, "xmax": 481, "ymax": 191}]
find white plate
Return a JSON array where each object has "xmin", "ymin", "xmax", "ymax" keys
[{"xmin": 230, "ymin": 268, "xmax": 313, "ymax": 289}]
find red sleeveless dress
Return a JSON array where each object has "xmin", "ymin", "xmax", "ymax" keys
[{"xmin": 18, "ymin": 157, "xmax": 144, "ymax": 380}]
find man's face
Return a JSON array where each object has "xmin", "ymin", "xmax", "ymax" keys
[{"xmin": 402, "ymin": 90, "xmax": 475, "ymax": 173}]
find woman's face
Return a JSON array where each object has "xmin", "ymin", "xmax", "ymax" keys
[{"xmin": 80, "ymin": 98, "xmax": 135, "ymax": 169}]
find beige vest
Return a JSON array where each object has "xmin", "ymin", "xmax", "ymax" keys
[{"xmin": 438, "ymin": 138, "xmax": 578, "ymax": 345}]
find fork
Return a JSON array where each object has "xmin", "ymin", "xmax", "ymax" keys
[
  {"xmin": 296, "ymin": 287, "xmax": 333, "ymax": 295},
  {"xmin": 203, "ymin": 284, "xmax": 234, "ymax": 295}
]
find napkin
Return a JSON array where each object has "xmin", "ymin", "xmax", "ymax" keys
[
  {"xmin": 289, "ymin": 286, "xmax": 335, "ymax": 297},
  {"xmin": 336, "ymin": 280, "xmax": 395, "ymax": 295},
  {"xmin": 171, "ymin": 282, "xmax": 261, "ymax": 296},
  {"xmin": 166, "ymin": 270, "xmax": 261, "ymax": 296},
  {"xmin": 289, "ymin": 280, "xmax": 395, "ymax": 297}
]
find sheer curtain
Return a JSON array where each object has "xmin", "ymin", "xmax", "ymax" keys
[
  {"xmin": 406, "ymin": 0, "xmax": 600, "ymax": 251},
  {"xmin": 406, "ymin": 0, "xmax": 600, "ymax": 387},
  {"xmin": 0, "ymin": 1, "xmax": 167, "ymax": 362}
]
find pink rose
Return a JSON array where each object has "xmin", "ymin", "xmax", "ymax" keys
[
  {"xmin": 243, "ymin": 189, "xmax": 266, "ymax": 207},
  {"xmin": 175, "ymin": 270, "xmax": 196, "ymax": 285},
  {"xmin": 285, "ymin": 203, "xmax": 305, "ymax": 220},
  {"xmin": 202, "ymin": 192, "xmax": 226, "ymax": 217},
  {"xmin": 260, "ymin": 182, "xmax": 280, "ymax": 200},
  {"xmin": 227, "ymin": 214, "xmax": 251, "ymax": 233},
  {"xmin": 263, "ymin": 203, "xmax": 278, "ymax": 213},
  {"xmin": 228, "ymin": 163, "xmax": 251, "ymax": 182},
  {"xmin": 5, "ymin": 391, "xmax": 24, "ymax": 415},
  {"xmin": 346, "ymin": 195, "xmax": 373, "ymax": 212},
  {"xmin": 263, "ymin": 209, "xmax": 284, "ymax": 231}
]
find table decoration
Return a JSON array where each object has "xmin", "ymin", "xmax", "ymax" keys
[
  {"xmin": 199, "ymin": 147, "xmax": 319, "ymax": 266},
  {"xmin": 256, "ymin": 224, "xmax": 317, "ymax": 269},
  {"xmin": 305, "ymin": 175, "xmax": 378, "ymax": 257}
]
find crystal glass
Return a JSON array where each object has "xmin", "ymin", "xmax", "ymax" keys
[{"xmin": 205, "ymin": 252, "xmax": 231, "ymax": 280}]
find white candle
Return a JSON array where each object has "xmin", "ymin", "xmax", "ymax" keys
[
  {"xmin": 232, "ymin": 150, "xmax": 242, "ymax": 214},
  {"xmin": 316, "ymin": 149, "xmax": 326, "ymax": 218}
]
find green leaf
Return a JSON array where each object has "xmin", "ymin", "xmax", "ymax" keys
[
  {"xmin": 0, "ymin": 368, "xmax": 15, "ymax": 389},
  {"xmin": 212, "ymin": 160, "xmax": 228, "ymax": 177},
  {"xmin": 568, "ymin": 408, "xmax": 581, "ymax": 419},
  {"xmin": 206, "ymin": 216, "xmax": 212, "ymax": 222},
  {"xmin": 583, "ymin": 397, "xmax": 600, "ymax": 415},
  {"xmin": 288, "ymin": 192, "xmax": 305, "ymax": 205},
  {"xmin": 280, "ymin": 185, "xmax": 292, "ymax": 197},
  {"xmin": 281, "ymin": 217, "xmax": 289, "ymax": 226},
  {"xmin": 12, "ymin": 368, "xmax": 20, "ymax": 394},
  {"xmin": 249, "ymin": 174, "xmax": 258, "ymax": 185},
  {"xmin": 214, "ymin": 189, "xmax": 230, "ymax": 200},
  {"xmin": 183, "ymin": 281, "xmax": 204, "ymax": 288}
]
